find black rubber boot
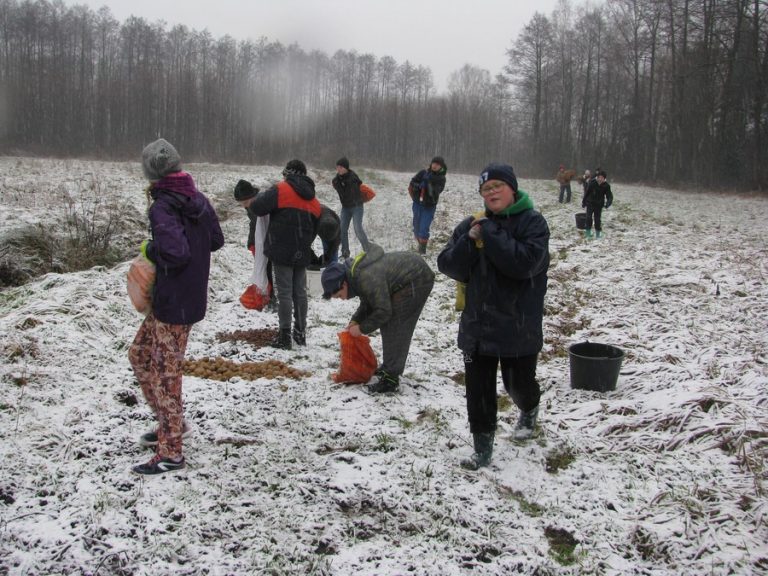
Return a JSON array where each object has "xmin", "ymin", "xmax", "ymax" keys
[
  {"xmin": 417, "ymin": 241, "xmax": 427, "ymax": 254},
  {"xmin": 292, "ymin": 329, "xmax": 306, "ymax": 346},
  {"xmin": 460, "ymin": 432, "xmax": 495, "ymax": 470},
  {"xmin": 269, "ymin": 328, "xmax": 292, "ymax": 350}
]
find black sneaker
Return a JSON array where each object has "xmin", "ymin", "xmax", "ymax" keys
[
  {"xmin": 139, "ymin": 422, "xmax": 192, "ymax": 447},
  {"xmin": 366, "ymin": 372, "xmax": 400, "ymax": 394},
  {"xmin": 132, "ymin": 455, "xmax": 185, "ymax": 475}
]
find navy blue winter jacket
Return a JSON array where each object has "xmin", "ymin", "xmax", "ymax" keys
[{"xmin": 437, "ymin": 191, "xmax": 549, "ymax": 357}]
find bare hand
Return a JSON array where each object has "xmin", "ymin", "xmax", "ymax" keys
[{"xmin": 347, "ymin": 323, "xmax": 362, "ymax": 337}]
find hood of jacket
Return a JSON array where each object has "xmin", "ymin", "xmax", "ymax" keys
[
  {"xmin": 151, "ymin": 172, "xmax": 209, "ymax": 219},
  {"xmin": 349, "ymin": 243, "xmax": 385, "ymax": 277},
  {"xmin": 485, "ymin": 189, "xmax": 535, "ymax": 217},
  {"xmin": 284, "ymin": 174, "xmax": 317, "ymax": 200}
]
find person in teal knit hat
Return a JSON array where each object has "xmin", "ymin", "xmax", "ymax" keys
[{"xmin": 437, "ymin": 163, "xmax": 550, "ymax": 470}]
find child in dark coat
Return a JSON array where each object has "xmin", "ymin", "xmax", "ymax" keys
[{"xmin": 438, "ymin": 163, "xmax": 549, "ymax": 470}]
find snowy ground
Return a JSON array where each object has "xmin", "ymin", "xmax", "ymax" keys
[{"xmin": 0, "ymin": 157, "xmax": 766, "ymax": 575}]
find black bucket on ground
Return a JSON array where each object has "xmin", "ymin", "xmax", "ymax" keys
[
  {"xmin": 568, "ymin": 342, "xmax": 624, "ymax": 392},
  {"xmin": 575, "ymin": 212, "xmax": 587, "ymax": 230}
]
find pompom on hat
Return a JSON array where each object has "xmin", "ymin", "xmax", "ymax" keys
[
  {"xmin": 141, "ymin": 138, "xmax": 181, "ymax": 181},
  {"xmin": 478, "ymin": 163, "xmax": 518, "ymax": 193}
]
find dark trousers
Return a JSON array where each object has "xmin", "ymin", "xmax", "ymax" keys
[
  {"xmin": 559, "ymin": 183, "xmax": 572, "ymax": 203},
  {"xmin": 463, "ymin": 352, "xmax": 540, "ymax": 434},
  {"xmin": 585, "ymin": 205, "xmax": 603, "ymax": 231},
  {"xmin": 379, "ymin": 272, "xmax": 434, "ymax": 377}
]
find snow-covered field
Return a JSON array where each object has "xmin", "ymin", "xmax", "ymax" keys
[{"xmin": 0, "ymin": 157, "xmax": 766, "ymax": 575}]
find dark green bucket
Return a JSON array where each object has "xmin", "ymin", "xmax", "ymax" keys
[{"xmin": 568, "ymin": 342, "xmax": 624, "ymax": 392}]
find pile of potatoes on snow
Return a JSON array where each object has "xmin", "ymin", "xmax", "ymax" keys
[
  {"xmin": 182, "ymin": 329, "xmax": 310, "ymax": 381},
  {"xmin": 183, "ymin": 357, "xmax": 309, "ymax": 381}
]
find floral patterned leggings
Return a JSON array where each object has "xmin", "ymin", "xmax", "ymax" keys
[{"xmin": 128, "ymin": 313, "xmax": 191, "ymax": 460}]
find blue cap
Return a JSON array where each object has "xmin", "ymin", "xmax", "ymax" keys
[{"xmin": 321, "ymin": 262, "xmax": 347, "ymax": 299}]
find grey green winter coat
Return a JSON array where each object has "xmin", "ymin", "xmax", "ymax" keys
[{"xmin": 344, "ymin": 243, "xmax": 435, "ymax": 335}]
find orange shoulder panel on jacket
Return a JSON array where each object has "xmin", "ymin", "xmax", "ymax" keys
[{"xmin": 276, "ymin": 181, "xmax": 321, "ymax": 217}]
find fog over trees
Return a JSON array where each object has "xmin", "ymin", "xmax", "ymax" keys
[{"xmin": 0, "ymin": 0, "xmax": 766, "ymax": 189}]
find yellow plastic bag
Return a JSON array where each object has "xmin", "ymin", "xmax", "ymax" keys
[{"xmin": 455, "ymin": 282, "xmax": 466, "ymax": 311}]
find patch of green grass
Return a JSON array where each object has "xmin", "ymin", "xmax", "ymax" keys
[
  {"xmin": 392, "ymin": 416, "xmax": 414, "ymax": 429},
  {"xmin": 373, "ymin": 433, "xmax": 395, "ymax": 453},
  {"xmin": 545, "ymin": 445, "xmax": 576, "ymax": 473},
  {"xmin": 416, "ymin": 407, "xmax": 449, "ymax": 434},
  {"xmin": 497, "ymin": 394, "xmax": 513, "ymax": 412},
  {"xmin": 498, "ymin": 487, "xmax": 544, "ymax": 517},
  {"xmin": 545, "ymin": 526, "xmax": 579, "ymax": 565}
]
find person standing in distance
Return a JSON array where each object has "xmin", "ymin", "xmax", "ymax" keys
[
  {"xmin": 409, "ymin": 156, "xmax": 447, "ymax": 254},
  {"xmin": 332, "ymin": 157, "xmax": 370, "ymax": 258}
]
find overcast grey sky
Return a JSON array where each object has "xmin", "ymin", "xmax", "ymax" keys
[{"xmin": 66, "ymin": 0, "xmax": 561, "ymax": 92}]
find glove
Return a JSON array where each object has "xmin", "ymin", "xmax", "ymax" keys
[
  {"xmin": 605, "ymin": 203, "xmax": 611, "ymax": 209},
  {"xmin": 248, "ymin": 245, "xmax": 255, "ymax": 256},
  {"xmin": 139, "ymin": 239, "xmax": 153, "ymax": 263}
]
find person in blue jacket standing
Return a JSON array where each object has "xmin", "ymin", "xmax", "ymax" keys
[
  {"xmin": 438, "ymin": 163, "xmax": 549, "ymax": 470},
  {"xmin": 409, "ymin": 156, "xmax": 447, "ymax": 254}
]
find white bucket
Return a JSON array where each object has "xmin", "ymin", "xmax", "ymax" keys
[{"xmin": 306, "ymin": 270, "xmax": 323, "ymax": 298}]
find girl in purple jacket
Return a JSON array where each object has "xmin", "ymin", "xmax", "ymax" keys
[{"xmin": 129, "ymin": 139, "xmax": 224, "ymax": 475}]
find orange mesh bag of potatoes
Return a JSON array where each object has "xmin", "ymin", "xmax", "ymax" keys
[
  {"xmin": 332, "ymin": 331, "xmax": 377, "ymax": 384},
  {"xmin": 127, "ymin": 255, "xmax": 156, "ymax": 315},
  {"xmin": 239, "ymin": 282, "xmax": 271, "ymax": 311},
  {"xmin": 360, "ymin": 183, "xmax": 376, "ymax": 203}
]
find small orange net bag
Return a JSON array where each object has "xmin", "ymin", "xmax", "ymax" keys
[{"xmin": 332, "ymin": 331, "xmax": 378, "ymax": 384}]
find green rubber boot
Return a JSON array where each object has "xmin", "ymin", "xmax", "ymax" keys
[{"xmin": 460, "ymin": 432, "xmax": 495, "ymax": 470}]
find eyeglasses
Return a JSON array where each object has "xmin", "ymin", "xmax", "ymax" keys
[{"xmin": 480, "ymin": 182, "xmax": 507, "ymax": 195}]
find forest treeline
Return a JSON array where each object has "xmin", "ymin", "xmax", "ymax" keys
[{"xmin": 0, "ymin": 0, "xmax": 766, "ymax": 189}]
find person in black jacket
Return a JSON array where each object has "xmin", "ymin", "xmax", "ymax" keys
[
  {"xmin": 437, "ymin": 163, "xmax": 550, "ymax": 470},
  {"xmin": 310, "ymin": 204, "xmax": 341, "ymax": 269},
  {"xmin": 409, "ymin": 156, "xmax": 447, "ymax": 254},
  {"xmin": 582, "ymin": 169, "xmax": 613, "ymax": 239},
  {"xmin": 239, "ymin": 160, "xmax": 321, "ymax": 349},
  {"xmin": 332, "ymin": 157, "xmax": 370, "ymax": 258}
]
